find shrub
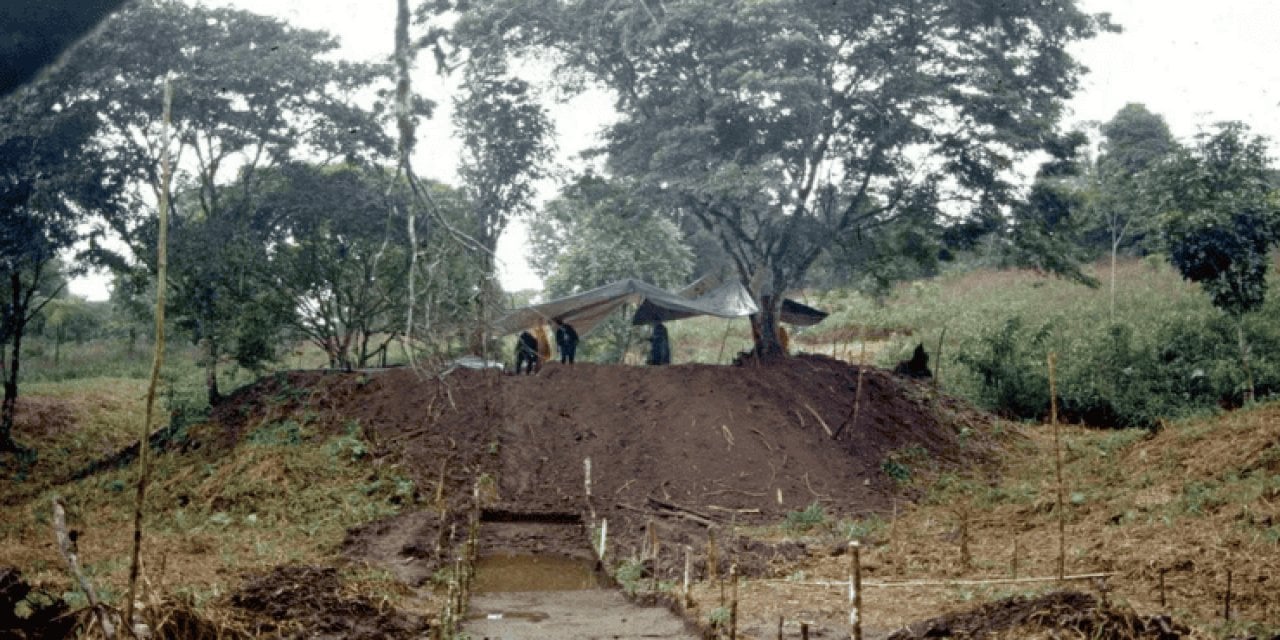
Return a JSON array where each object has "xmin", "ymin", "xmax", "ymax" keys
[{"xmin": 955, "ymin": 316, "xmax": 1052, "ymax": 420}]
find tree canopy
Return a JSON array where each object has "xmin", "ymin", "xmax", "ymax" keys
[{"xmin": 451, "ymin": 0, "xmax": 1116, "ymax": 354}]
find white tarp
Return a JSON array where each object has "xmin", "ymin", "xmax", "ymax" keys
[{"xmin": 495, "ymin": 278, "xmax": 759, "ymax": 337}]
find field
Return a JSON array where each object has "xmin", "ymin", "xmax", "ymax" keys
[{"xmin": 2, "ymin": 259, "xmax": 1278, "ymax": 639}]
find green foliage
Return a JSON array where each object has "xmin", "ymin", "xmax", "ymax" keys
[
  {"xmin": 955, "ymin": 316, "xmax": 1053, "ymax": 420},
  {"xmin": 1157, "ymin": 122, "xmax": 1280, "ymax": 317},
  {"xmin": 455, "ymin": 0, "xmax": 1114, "ymax": 354},
  {"xmin": 613, "ymin": 557, "xmax": 646, "ymax": 596},
  {"xmin": 783, "ymin": 502, "xmax": 827, "ymax": 533}
]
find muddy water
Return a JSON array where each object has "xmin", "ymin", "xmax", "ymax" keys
[
  {"xmin": 472, "ymin": 553, "xmax": 603, "ymax": 592},
  {"xmin": 464, "ymin": 522, "xmax": 697, "ymax": 639}
]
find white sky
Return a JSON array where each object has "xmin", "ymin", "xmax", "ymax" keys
[{"xmin": 68, "ymin": 0, "xmax": 1280, "ymax": 300}]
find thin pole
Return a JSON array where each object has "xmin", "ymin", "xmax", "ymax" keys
[
  {"xmin": 125, "ymin": 75, "xmax": 173, "ymax": 631},
  {"xmin": 849, "ymin": 541, "xmax": 863, "ymax": 640},
  {"xmin": 1049, "ymin": 352, "xmax": 1065, "ymax": 582}
]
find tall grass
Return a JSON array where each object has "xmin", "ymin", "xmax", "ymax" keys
[{"xmin": 813, "ymin": 256, "xmax": 1280, "ymax": 427}]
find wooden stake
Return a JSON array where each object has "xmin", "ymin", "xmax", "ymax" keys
[
  {"xmin": 801, "ymin": 621, "xmax": 810, "ymax": 640},
  {"xmin": 683, "ymin": 545, "xmax": 692, "ymax": 609},
  {"xmin": 1224, "ymin": 569, "xmax": 1232, "ymax": 621},
  {"xmin": 959, "ymin": 506, "xmax": 971, "ymax": 574},
  {"xmin": 1049, "ymin": 352, "xmax": 1065, "ymax": 582},
  {"xmin": 598, "ymin": 518, "xmax": 608, "ymax": 563},
  {"xmin": 834, "ymin": 328, "xmax": 868, "ymax": 440},
  {"xmin": 1158, "ymin": 567, "xmax": 1167, "ymax": 609},
  {"xmin": 850, "ymin": 541, "xmax": 863, "ymax": 640},
  {"xmin": 777, "ymin": 615, "xmax": 784, "ymax": 640},
  {"xmin": 707, "ymin": 528, "xmax": 719, "ymax": 582},
  {"xmin": 584, "ymin": 457, "xmax": 592, "ymax": 498},
  {"xmin": 730, "ymin": 563, "xmax": 739, "ymax": 640},
  {"xmin": 1012, "ymin": 537, "xmax": 1019, "ymax": 579},
  {"xmin": 53, "ymin": 499, "xmax": 115, "ymax": 638},
  {"xmin": 650, "ymin": 522, "xmax": 660, "ymax": 593},
  {"xmin": 125, "ymin": 74, "xmax": 174, "ymax": 633}
]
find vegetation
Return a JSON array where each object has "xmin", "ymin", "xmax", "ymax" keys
[{"xmin": 452, "ymin": 0, "xmax": 1115, "ymax": 355}]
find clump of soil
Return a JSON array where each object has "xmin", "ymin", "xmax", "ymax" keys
[
  {"xmin": 228, "ymin": 565, "xmax": 428, "ymax": 639},
  {"xmin": 0, "ymin": 566, "xmax": 75, "ymax": 640},
  {"xmin": 887, "ymin": 590, "xmax": 1192, "ymax": 639}
]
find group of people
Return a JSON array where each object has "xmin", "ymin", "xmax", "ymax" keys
[
  {"xmin": 515, "ymin": 321, "xmax": 580, "ymax": 374},
  {"xmin": 514, "ymin": 320, "xmax": 673, "ymax": 373}
]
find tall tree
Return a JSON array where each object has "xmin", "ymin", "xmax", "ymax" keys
[
  {"xmin": 452, "ymin": 58, "xmax": 553, "ymax": 351},
  {"xmin": 1156, "ymin": 122, "xmax": 1280, "ymax": 403},
  {"xmin": 1092, "ymin": 103, "xmax": 1177, "ymax": 318},
  {"xmin": 1, "ymin": 78, "xmax": 121, "ymax": 451},
  {"xmin": 260, "ymin": 163, "xmax": 420, "ymax": 370},
  {"xmin": 453, "ymin": 0, "xmax": 1115, "ymax": 355},
  {"xmin": 60, "ymin": 0, "xmax": 393, "ymax": 402}
]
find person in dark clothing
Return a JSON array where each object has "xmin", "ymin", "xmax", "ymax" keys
[
  {"xmin": 648, "ymin": 321, "xmax": 670, "ymax": 365},
  {"xmin": 515, "ymin": 330, "xmax": 540, "ymax": 374},
  {"xmin": 555, "ymin": 322, "xmax": 579, "ymax": 364}
]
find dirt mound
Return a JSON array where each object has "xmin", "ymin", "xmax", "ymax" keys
[
  {"xmin": 227, "ymin": 565, "xmax": 428, "ymax": 639},
  {"xmin": 887, "ymin": 591, "xmax": 1193, "ymax": 639},
  {"xmin": 211, "ymin": 356, "xmax": 993, "ymax": 582}
]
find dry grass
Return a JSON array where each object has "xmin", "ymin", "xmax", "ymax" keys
[{"xmin": 681, "ymin": 402, "xmax": 1280, "ymax": 638}]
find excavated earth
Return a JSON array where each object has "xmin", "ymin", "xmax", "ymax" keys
[{"xmin": 138, "ymin": 355, "xmax": 997, "ymax": 636}]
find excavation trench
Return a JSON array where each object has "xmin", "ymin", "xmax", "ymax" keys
[{"xmin": 463, "ymin": 516, "xmax": 698, "ymax": 639}]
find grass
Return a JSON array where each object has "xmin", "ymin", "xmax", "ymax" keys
[
  {"xmin": 720, "ymin": 401, "xmax": 1280, "ymax": 638},
  {"xmin": 1, "ymin": 397, "xmax": 415, "ymax": 616}
]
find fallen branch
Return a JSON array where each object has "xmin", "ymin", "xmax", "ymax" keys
[
  {"xmin": 647, "ymin": 497, "xmax": 718, "ymax": 526},
  {"xmin": 617, "ymin": 501, "xmax": 716, "ymax": 527},
  {"xmin": 802, "ymin": 403, "xmax": 833, "ymax": 438},
  {"xmin": 52, "ymin": 498, "xmax": 116, "ymax": 638},
  {"xmin": 707, "ymin": 506, "xmax": 762, "ymax": 515}
]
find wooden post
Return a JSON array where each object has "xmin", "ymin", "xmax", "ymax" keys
[
  {"xmin": 683, "ymin": 545, "xmax": 692, "ymax": 609},
  {"xmin": 849, "ymin": 541, "xmax": 863, "ymax": 640},
  {"xmin": 52, "ymin": 499, "xmax": 115, "ymax": 638},
  {"xmin": 958, "ymin": 507, "xmax": 971, "ymax": 574},
  {"xmin": 777, "ymin": 615, "xmax": 784, "ymax": 640},
  {"xmin": 1011, "ymin": 537, "xmax": 1019, "ymax": 579},
  {"xmin": 1049, "ymin": 352, "xmax": 1065, "ymax": 582},
  {"xmin": 801, "ymin": 621, "xmax": 810, "ymax": 640},
  {"xmin": 598, "ymin": 518, "xmax": 608, "ymax": 563},
  {"xmin": 650, "ymin": 522, "xmax": 660, "ymax": 593},
  {"xmin": 1158, "ymin": 568, "xmax": 1167, "ymax": 609},
  {"xmin": 834, "ymin": 329, "xmax": 868, "ymax": 440},
  {"xmin": 730, "ymin": 563, "xmax": 739, "ymax": 640},
  {"xmin": 125, "ymin": 75, "xmax": 174, "ymax": 633},
  {"xmin": 707, "ymin": 528, "xmax": 719, "ymax": 582},
  {"xmin": 1224, "ymin": 569, "xmax": 1233, "ymax": 621}
]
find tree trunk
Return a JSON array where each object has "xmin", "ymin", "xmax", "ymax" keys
[
  {"xmin": 204, "ymin": 337, "xmax": 220, "ymax": 405},
  {"xmin": 1236, "ymin": 317, "xmax": 1255, "ymax": 405},
  {"xmin": 1, "ymin": 275, "xmax": 25, "ymax": 452},
  {"xmin": 54, "ymin": 325, "xmax": 62, "ymax": 366},
  {"xmin": 1109, "ymin": 240, "xmax": 1118, "ymax": 323},
  {"xmin": 751, "ymin": 299, "xmax": 786, "ymax": 358}
]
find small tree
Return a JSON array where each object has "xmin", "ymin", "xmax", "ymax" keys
[
  {"xmin": 1157, "ymin": 122, "xmax": 1280, "ymax": 403},
  {"xmin": 1, "ymin": 78, "xmax": 120, "ymax": 452}
]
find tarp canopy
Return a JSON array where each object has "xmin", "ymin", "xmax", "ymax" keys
[
  {"xmin": 495, "ymin": 278, "xmax": 759, "ymax": 337},
  {"xmin": 778, "ymin": 298, "xmax": 829, "ymax": 327}
]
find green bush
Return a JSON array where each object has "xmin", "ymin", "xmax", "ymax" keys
[{"xmin": 954, "ymin": 316, "xmax": 1052, "ymax": 420}]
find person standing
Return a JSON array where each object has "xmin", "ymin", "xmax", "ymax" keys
[
  {"xmin": 555, "ymin": 321, "xmax": 579, "ymax": 364},
  {"xmin": 515, "ymin": 330, "xmax": 539, "ymax": 374},
  {"xmin": 648, "ymin": 321, "xmax": 670, "ymax": 365}
]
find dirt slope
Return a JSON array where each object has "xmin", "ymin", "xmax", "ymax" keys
[{"xmin": 203, "ymin": 355, "xmax": 993, "ymax": 584}]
